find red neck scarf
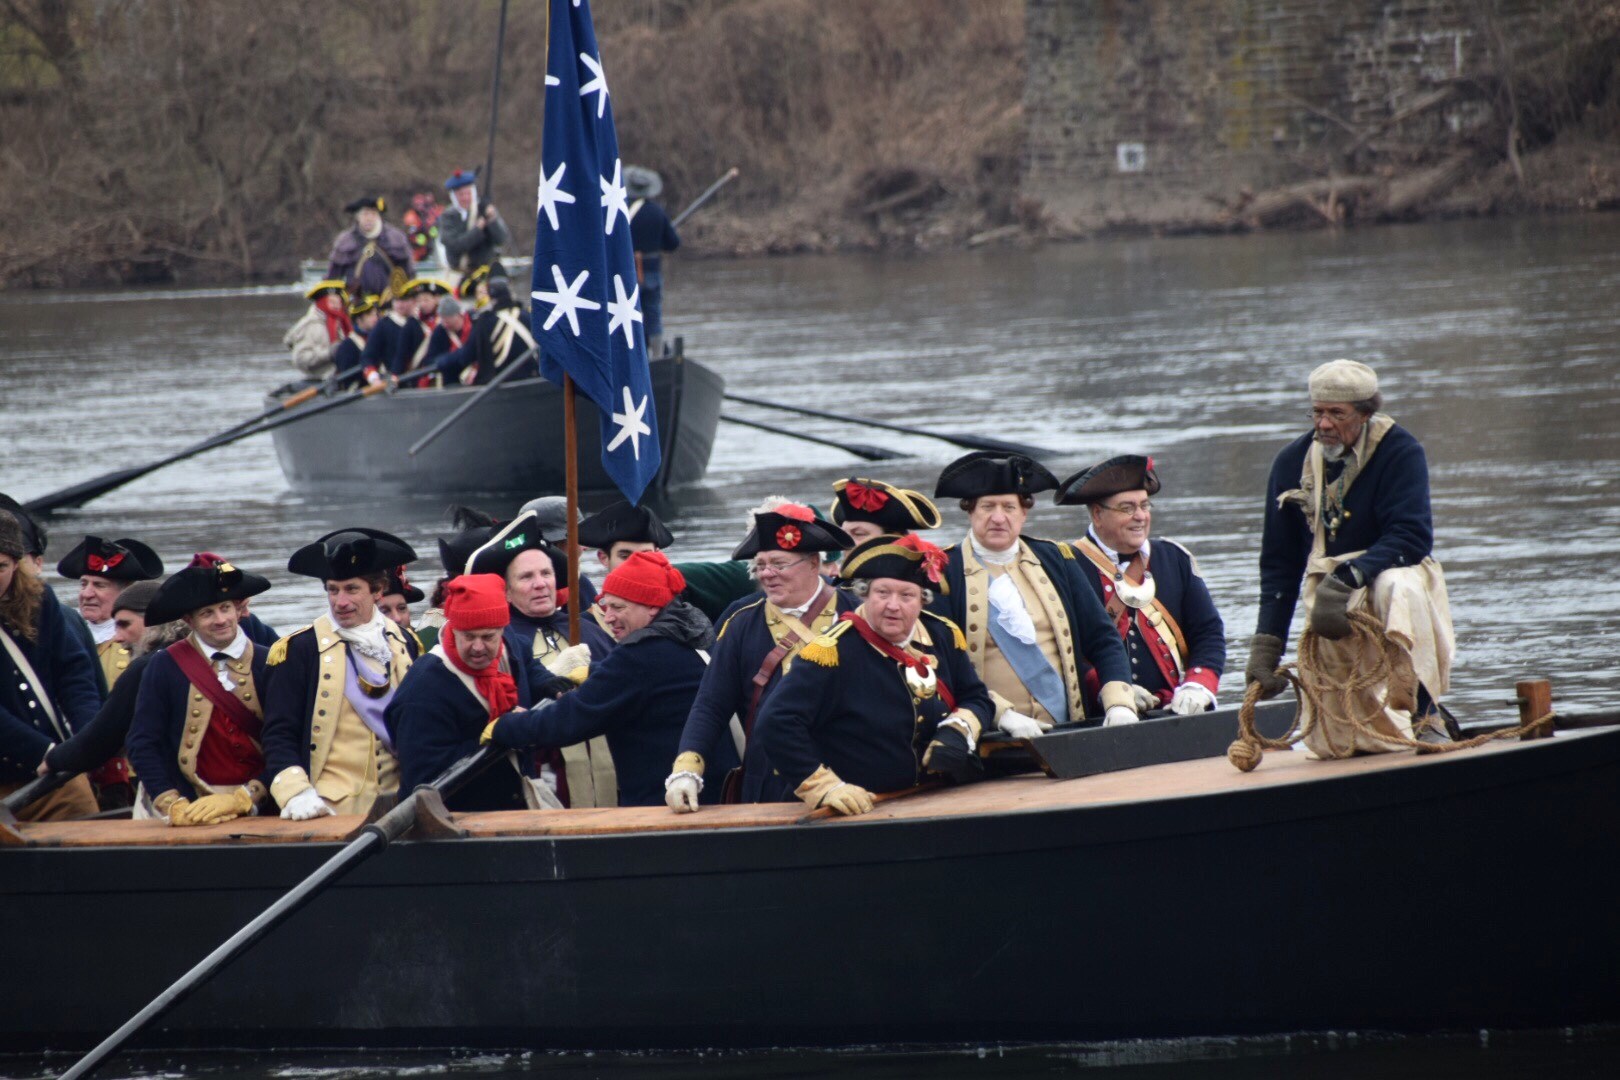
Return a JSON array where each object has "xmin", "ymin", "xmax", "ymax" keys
[
  {"xmin": 441, "ymin": 633, "xmax": 519, "ymax": 720},
  {"xmin": 840, "ymin": 612, "xmax": 956, "ymax": 711},
  {"xmin": 317, "ymin": 295, "xmax": 352, "ymax": 343}
]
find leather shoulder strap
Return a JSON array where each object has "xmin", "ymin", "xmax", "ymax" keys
[{"xmin": 165, "ymin": 641, "xmax": 259, "ymax": 733}]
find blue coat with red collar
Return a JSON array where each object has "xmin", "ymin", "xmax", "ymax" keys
[{"xmin": 125, "ymin": 641, "xmax": 272, "ymax": 801}]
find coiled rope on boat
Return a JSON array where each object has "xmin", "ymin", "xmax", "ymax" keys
[{"xmin": 1228, "ymin": 610, "xmax": 1556, "ymax": 772}]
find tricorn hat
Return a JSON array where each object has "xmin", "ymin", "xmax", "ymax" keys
[
  {"xmin": 384, "ymin": 567, "xmax": 425, "ymax": 604},
  {"xmin": 838, "ymin": 533, "xmax": 948, "ymax": 590},
  {"xmin": 1054, "ymin": 455, "xmax": 1161, "ymax": 506},
  {"xmin": 577, "ymin": 500, "xmax": 674, "ymax": 552},
  {"xmin": 57, "ymin": 536, "xmax": 164, "ymax": 582},
  {"xmin": 830, "ymin": 478, "xmax": 942, "ymax": 533},
  {"xmin": 345, "ymin": 195, "xmax": 386, "ymax": 215},
  {"xmin": 466, "ymin": 510, "xmax": 568, "ymax": 580},
  {"xmin": 934, "ymin": 451, "xmax": 1059, "ymax": 501},
  {"xmin": 288, "ymin": 528, "xmax": 417, "ymax": 581},
  {"xmin": 304, "ymin": 279, "xmax": 348, "ymax": 303},
  {"xmin": 0, "ymin": 493, "xmax": 46, "ymax": 556},
  {"xmin": 145, "ymin": 561, "xmax": 270, "ymax": 624},
  {"xmin": 732, "ymin": 502, "xmax": 853, "ymax": 560},
  {"xmin": 457, "ymin": 263, "xmax": 492, "ymax": 300},
  {"xmin": 401, "ymin": 277, "xmax": 451, "ymax": 297},
  {"xmin": 347, "ymin": 293, "xmax": 382, "ymax": 318}
]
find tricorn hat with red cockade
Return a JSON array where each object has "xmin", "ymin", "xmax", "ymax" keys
[
  {"xmin": 829, "ymin": 478, "xmax": 942, "ymax": 534},
  {"xmin": 732, "ymin": 502, "xmax": 853, "ymax": 560},
  {"xmin": 837, "ymin": 533, "xmax": 948, "ymax": 589},
  {"xmin": 57, "ymin": 536, "xmax": 164, "ymax": 583}
]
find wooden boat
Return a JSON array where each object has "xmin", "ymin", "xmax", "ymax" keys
[
  {"xmin": 264, "ymin": 348, "xmax": 723, "ymax": 496},
  {"xmin": 297, "ymin": 255, "xmax": 534, "ymax": 288},
  {"xmin": 5, "ymin": 700, "xmax": 1617, "ymax": 1054}
]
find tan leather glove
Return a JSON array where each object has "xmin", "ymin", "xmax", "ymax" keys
[
  {"xmin": 795, "ymin": 764, "xmax": 875, "ymax": 816},
  {"xmin": 543, "ymin": 643, "xmax": 592, "ymax": 684},
  {"xmin": 172, "ymin": 786, "xmax": 254, "ymax": 826}
]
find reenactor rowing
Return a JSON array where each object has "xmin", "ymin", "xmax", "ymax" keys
[{"xmin": 1, "ymin": 359, "xmax": 1458, "ymax": 825}]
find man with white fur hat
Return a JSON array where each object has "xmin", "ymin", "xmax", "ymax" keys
[{"xmin": 1244, "ymin": 359, "xmax": 1456, "ymax": 748}]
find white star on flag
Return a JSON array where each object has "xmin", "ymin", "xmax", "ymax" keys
[
  {"xmin": 600, "ymin": 159, "xmax": 629, "ymax": 235},
  {"xmin": 535, "ymin": 161, "xmax": 576, "ymax": 230},
  {"xmin": 546, "ymin": 73, "xmax": 560, "ymax": 88},
  {"xmin": 606, "ymin": 386, "xmax": 652, "ymax": 460},
  {"xmin": 579, "ymin": 53, "xmax": 609, "ymax": 119},
  {"xmin": 605, "ymin": 274, "xmax": 642, "ymax": 347},
  {"xmin": 533, "ymin": 264, "xmax": 601, "ymax": 336}
]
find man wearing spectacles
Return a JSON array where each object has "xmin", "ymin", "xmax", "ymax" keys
[
  {"xmin": 930, "ymin": 452, "xmax": 1135, "ymax": 739},
  {"xmin": 1055, "ymin": 456, "xmax": 1225, "ymax": 717},
  {"xmin": 665, "ymin": 499, "xmax": 856, "ymax": 809},
  {"xmin": 1244, "ymin": 359, "xmax": 1455, "ymax": 749}
]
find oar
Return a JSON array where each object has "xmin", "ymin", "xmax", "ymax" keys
[
  {"xmin": 720, "ymin": 413, "xmax": 903, "ymax": 461},
  {"xmin": 407, "ymin": 344, "xmax": 538, "ymax": 456},
  {"xmin": 671, "ymin": 167, "xmax": 739, "ymax": 228},
  {"xmin": 24, "ymin": 382, "xmax": 388, "ymax": 514},
  {"xmin": 0, "ymin": 770, "xmax": 72, "ymax": 827},
  {"xmin": 55, "ymin": 745, "xmax": 501, "ymax": 1080},
  {"xmin": 211, "ymin": 365, "xmax": 367, "ymax": 440},
  {"xmin": 722, "ymin": 392, "xmax": 1054, "ymax": 458}
]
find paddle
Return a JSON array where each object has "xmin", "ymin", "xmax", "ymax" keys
[
  {"xmin": 204, "ymin": 364, "xmax": 367, "ymax": 443},
  {"xmin": 671, "ymin": 167, "xmax": 740, "ymax": 228},
  {"xmin": 23, "ymin": 381, "xmax": 389, "ymax": 515},
  {"xmin": 407, "ymin": 344, "xmax": 538, "ymax": 456},
  {"xmin": 720, "ymin": 413, "xmax": 903, "ymax": 461},
  {"xmin": 0, "ymin": 770, "xmax": 72, "ymax": 827},
  {"xmin": 722, "ymin": 392, "xmax": 1055, "ymax": 458},
  {"xmin": 54, "ymin": 744, "xmax": 501, "ymax": 1080}
]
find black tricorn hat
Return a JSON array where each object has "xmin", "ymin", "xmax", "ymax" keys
[
  {"xmin": 732, "ymin": 505, "xmax": 854, "ymax": 560},
  {"xmin": 288, "ymin": 528, "xmax": 417, "ymax": 581},
  {"xmin": 838, "ymin": 533, "xmax": 949, "ymax": 590},
  {"xmin": 145, "ymin": 562, "xmax": 270, "ymax": 624},
  {"xmin": 830, "ymin": 478, "xmax": 943, "ymax": 532},
  {"xmin": 1054, "ymin": 454, "xmax": 1162, "ymax": 506},
  {"xmin": 934, "ymin": 451, "xmax": 1060, "ymax": 501},
  {"xmin": 383, "ymin": 567, "xmax": 425, "ymax": 604},
  {"xmin": 577, "ymin": 500, "xmax": 674, "ymax": 551},
  {"xmin": 0, "ymin": 493, "xmax": 46, "ymax": 556},
  {"xmin": 466, "ymin": 510, "xmax": 568, "ymax": 580},
  {"xmin": 344, "ymin": 194, "xmax": 386, "ymax": 215},
  {"xmin": 57, "ymin": 536, "xmax": 164, "ymax": 582}
]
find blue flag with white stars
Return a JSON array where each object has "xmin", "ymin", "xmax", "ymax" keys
[{"xmin": 531, "ymin": 0, "xmax": 660, "ymax": 504}]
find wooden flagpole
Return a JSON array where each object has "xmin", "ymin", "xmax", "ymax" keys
[{"xmin": 543, "ymin": 0, "xmax": 580, "ymax": 647}]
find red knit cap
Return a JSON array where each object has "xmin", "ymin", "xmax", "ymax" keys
[
  {"xmin": 600, "ymin": 550, "xmax": 686, "ymax": 609},
  {"xmin": 443, "ymin": 574, "xmax": 511, "ymax": 631}
]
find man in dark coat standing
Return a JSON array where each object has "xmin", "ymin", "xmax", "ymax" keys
[
  {"xmin": 388, "ymin": 575, "xmax": 560, "ymax": 813},
  {"xmin": 326, "ymin": 195, "xmax": 413, "ymax": 299},
  {"xmin": 668, "ymin": 500, "xmax": 854, "ymax": 809},
  {"xmin": 1055, "ymin": 455, "xmax": 1225, "ymax": 716},
  {"xmin": 126, "ymin": 560, "xmax": 275, "ymax": 826},
  {"xmin": 755, "ymin": 534, "xmax": 995, "ymax": 816},
  {"xmin": 484, "ymin": 552, "xmax": 735, "ymax": 808},
  {"xmin": 625, "ymin": 165, "xmax": 679, "ymax": 358},
  {"xmin": 930, "ymin": 452, "xmax": 1135, "ymax": 736},
  {"xmin": 438, "ymin": 169, "xmax": 511, "ymax": 275},
  {"xmin": 1244, "ymin": 360, "xmax": 1454, "ymax": 749}
]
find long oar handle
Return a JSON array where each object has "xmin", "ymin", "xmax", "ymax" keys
[
  {"xmin": 722, "ymin": 392, "xmax": 1054, "ymax": 458},
  {"xmin": 0, "ymin": 770, "xmax": 72, "ymax": 821},
  {"xmin": 54, "ymin": 745, "xmax": 501, "ymax": 1080},
  {"xmin": 671, "ymin": 167, "xmax": 739, "ymax": 228},
  {"xmin": 407, "ymin": 344, "xmax": 538, "ymax": 457},
  {"xmin": 720, "ymin": 413, "xmax": 902, "ymax": 462}
]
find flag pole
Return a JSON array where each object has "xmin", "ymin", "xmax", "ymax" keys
[{"xmin": 565, "ymin": 374, "xmax": 581, "ymax": 646}]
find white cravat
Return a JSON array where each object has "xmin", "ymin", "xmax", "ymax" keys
[
  {"xmin": 87, "ymin": 618, "xmax": 116, "ymax": 645},
  {"xmin": 334, "ymin": 610, "xmax": 394, "ymax": 667},
  {"xmin": 195, "ymin": 628, "xmax": 249, "ymax": 690}
]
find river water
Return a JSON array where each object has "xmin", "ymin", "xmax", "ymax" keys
[{"xmin": 2, "ymin": 216, "xmax": 1618, "ymax": 1077}]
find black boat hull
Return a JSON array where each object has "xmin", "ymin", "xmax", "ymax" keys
[
  {"xmin": 265, "ymin": 354, "xmax": 723, "ymax": 496},
  {"xmin": 5, "ymin": 727, "xmax": 1618, "ymax": 1053}
]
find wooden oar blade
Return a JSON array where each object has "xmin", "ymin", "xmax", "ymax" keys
[
  {"xmin": 937, "ymin": 431, "xmax": 1056, "ymax": 457},
  {"xmin": 22, "ymin": 467, "xmax": 150, "ymax": 515},
  {"xmin": 843, "ymin": 442, "xmax": 906, "ymax": 462}
]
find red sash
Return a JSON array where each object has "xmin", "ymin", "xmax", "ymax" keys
[
  {"xmin": 166, "ymin": 641, "xmax": 264, "ymax": 786},
  {"xmin": 840, "ymin": 613, "xmax": 957, "ymax": 712}
]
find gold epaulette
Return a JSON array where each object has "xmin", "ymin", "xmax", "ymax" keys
[
  {"xmin": 265, "ymin": 625, "xmax": 312, "ymax": 666},
  {"xmin": 921, "ymin": 610, "xmax": 967, "ymax": 651},
  {"xmin": 1057, "ymin": 541, "xmax": 1076, "ymax": 560},
  {"xmin": 717, "ymin": 597, "xmax": 767, "ymax": 640},
  {"xmin": 798, "ymin": 619, "xmax": 855, "ymax": 668}
]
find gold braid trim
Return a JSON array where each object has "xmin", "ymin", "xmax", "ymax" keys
[
  {"xmin": 265, "ymin": 625, "xmax": 312, "ymax": 666},
  {"xmin": 921, "ymin": 610, "xmax": 967, "ymax": 651},
  {"xmin": 798, "ymin": 620, "xmax": 855, "ymax": 667}
]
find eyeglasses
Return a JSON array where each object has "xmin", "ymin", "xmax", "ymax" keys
[
  {"xmin": 1310, "ymin": 407, "xmax": 1358, "ymax": 423},
  {"xmin": 1099, "ymin": 500, "xmax": 1153, "ymax": 516},
  {"xmin": 752, "ymin": 557, "xmax": 810, "ymax": 575}
]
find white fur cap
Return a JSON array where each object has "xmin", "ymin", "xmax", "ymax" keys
[{"xmin": 1308, "ymin": 359, "xmax": 1378, "ymax": 403}]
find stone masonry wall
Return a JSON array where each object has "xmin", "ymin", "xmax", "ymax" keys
[{"xmin": 1024, "ymin": 0, "xmax": 1540, "ymax": 229}]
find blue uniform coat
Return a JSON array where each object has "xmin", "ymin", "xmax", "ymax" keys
[
  {"xmin": 125, "ymin": 642, "xmax": 271, "ymax": 800},
  {"xmin": 756, "ymin": 610, "xmax": 994, "ymax": 796},
  {"xmin": 1258, "ymin": 424, "xmax": 1432, "ymax": 643},
  {"xmin": 0, "ymin": 588, "xmax": 102, "ymax": 781}
]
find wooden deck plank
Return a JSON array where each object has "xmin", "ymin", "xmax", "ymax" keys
[{"xmin": 4, "ymin": 737, "xmax": 1533, "ymax": 849}]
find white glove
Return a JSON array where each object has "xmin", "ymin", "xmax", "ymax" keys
[
  {"xmin": 543, "ymin": 643, "xmax": 592, "ymax": 680},
  {"xmin": 1104, "ymin": 705, "xmax": 1140, "ymax": 727},
  {"xmin": 1168, "ymin": 683, "xmax": 1216, "ymax": 716},
  {"xmin": 1130, "ymin": 684, "xmax": 1159, "ymax": 713},
  {"xmin": 997, "ymin": 710, "xmax": 1051, "ymax": 740},
  {"xmin": 664, "ymin": 773, "xmax": 701, "ymax": 813},
  {"xmin": 280, "ymin": 787, "xmax": 336, "ymax": 821}
]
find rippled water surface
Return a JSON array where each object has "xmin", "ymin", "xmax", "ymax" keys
[{"xmin": 2, "ymin": 217, "xmax": 1619, "ymax": 1078}]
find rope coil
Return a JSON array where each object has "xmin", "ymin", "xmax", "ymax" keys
[{"xmin": 1229, "ymin": 610, "xmax": 1555, "ymax": 772}]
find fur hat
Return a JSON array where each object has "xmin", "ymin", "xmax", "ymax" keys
[
  {"xmin": 0, "ymin": 513, "xmax": 25, "ymax": 561},
  {"xmin": 0, "ymin": 494, "xmax": 45, "ymax": 556},
  {"xmin": 1309, "ymin": 359, "xmax": 1378, "ymax": 403},
  {"xmin": 601, "ymin": 551, "xmax": 685, "ymax": 609}
]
